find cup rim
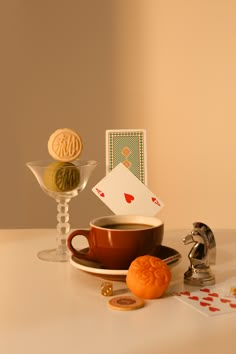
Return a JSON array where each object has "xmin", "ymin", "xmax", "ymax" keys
[{"xmin": 90, "ymin": 215, "xmax": 163, "ymax": 230}]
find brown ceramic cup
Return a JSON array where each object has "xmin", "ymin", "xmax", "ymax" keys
[{"xmin": 67, "ymin": 215, "xmax": 164, "ymax": 270}]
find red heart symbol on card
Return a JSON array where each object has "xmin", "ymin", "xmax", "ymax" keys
[
  {"xmin": 203, "ymin": 297, "xmax": 213, "ymax": 302},
  {"xmin": 230, "ymin": 303, "xmax": 236, "ymax": 308},
  {"xmin": 124, "ymin": 193, "xmax": 135, "ymax": 203},
  {"xmin": 152, "ymin": 197, "xmax": 160, "ymax": 206},
  {"xmin": 180, "ymin": 291, "xmax": 191, "ymax": 296},
  {"xmin": 200, "ymin": 288, "xmax": 210, "ymax": 293},
  {"xmin": 200, "ymin": 301, "xmax": 210, "ymax": 307},
  {"xmin": 220, "ymin": 298, "xmax": 231, "ymax": 303},
  {"xmin": 189, "ymin": 296, "xmax": 199, "ymax": 301},
  {"xmin": 209, "ymin": 293, "xmax": 219, "ymax": 297},
  {"xmin": 209, "ymin": 306, "xmax": 220, "ymax": 312}
]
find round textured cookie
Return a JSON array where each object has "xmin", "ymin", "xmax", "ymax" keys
[
  {"xmin": 43, "ymin": 162, "xmax": 80, "ymax": 192},
  {"xmin": 48, "ymin": 128, "xmax": 83, "ymax": 162}
]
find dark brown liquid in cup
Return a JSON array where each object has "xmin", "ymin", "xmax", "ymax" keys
[{"xmin": 101, "ymin": 223, "xmax": 152, "ymax": 230}]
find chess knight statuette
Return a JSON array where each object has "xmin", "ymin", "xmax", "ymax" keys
[{"xmin": 182, "ymin": 222, "xmax": 216, "ymax": 286}]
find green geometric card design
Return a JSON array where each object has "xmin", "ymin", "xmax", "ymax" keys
[{"xmin": 108, "ymin": 131, "xmax": 145, "ymax": 183}]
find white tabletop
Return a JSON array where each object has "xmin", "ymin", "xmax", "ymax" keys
[{"xmin": 0, "ymin": 228, "xmax": 236, "ymax": 354}]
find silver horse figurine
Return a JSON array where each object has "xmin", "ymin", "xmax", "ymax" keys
[{"xmin": 183, "ymin": 222, "xmax": 216, "ymax": 286}]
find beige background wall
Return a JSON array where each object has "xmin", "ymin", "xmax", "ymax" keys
[{"xmin": 1, "ymin": 0, "xmax": 236, "ymax": 230}]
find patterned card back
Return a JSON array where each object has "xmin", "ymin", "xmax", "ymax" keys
[{"xmin": 106, "ymin": 129, "xmax": 147, "ymax": 184}]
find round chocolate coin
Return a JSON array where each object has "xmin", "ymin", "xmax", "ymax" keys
[{"xmin": 108, "ymin": 296, "xmax": 145, "ymax": 311}]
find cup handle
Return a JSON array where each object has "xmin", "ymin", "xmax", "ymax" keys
[{"xmin": 67, "ymin": 229, "xmax": 96, "ymax": 261}]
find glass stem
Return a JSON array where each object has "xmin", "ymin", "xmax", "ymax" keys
[{"xmin": 56, "ymin": 197, "xmax": 71, "ymax": 256}]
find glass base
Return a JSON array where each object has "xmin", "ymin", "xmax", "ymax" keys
[{"xmin": 37, "ymin": 248, "xmax": 70, "ymax": 262}]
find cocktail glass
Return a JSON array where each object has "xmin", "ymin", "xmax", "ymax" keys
[{"xmin": 27, "ymin": 159, "xmax": 97, "ymax": 262}]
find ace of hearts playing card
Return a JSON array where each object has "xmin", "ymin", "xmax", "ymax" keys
[{"xmin": 92, "ymin": 163, "xmax": 163, "ymax": 216}]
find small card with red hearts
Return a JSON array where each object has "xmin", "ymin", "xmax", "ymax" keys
[
  {"xmin": 92, "ymin": 163, "xmax": 163, "ymax": 216},
  {"xmin": 175, "ymin": 280, "xmax": 236, "ymax": 316}
]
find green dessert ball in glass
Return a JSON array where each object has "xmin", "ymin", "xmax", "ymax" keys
[{"xmin": 43, "ymin": 162, "xmax": 80, "ymax": 192}]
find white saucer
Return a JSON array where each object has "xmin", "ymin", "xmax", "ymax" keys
[{"xmin": 70, "ymin": 245, "xmax": 181, "ymax": 282}]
